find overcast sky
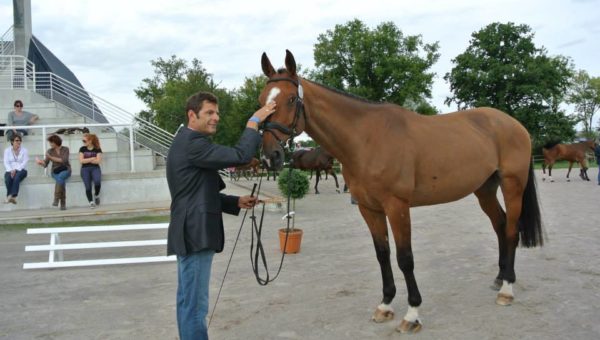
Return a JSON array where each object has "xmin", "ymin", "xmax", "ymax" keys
[{"xmin": 2, "ymin": 0, "xmax": 599, "ymax": 118}]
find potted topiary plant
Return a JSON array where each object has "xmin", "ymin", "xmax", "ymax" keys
[{"xmin": 277, "ymin": 168, "xmax": 310, "ymax": 253}]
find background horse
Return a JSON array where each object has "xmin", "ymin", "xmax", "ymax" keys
[
  {"xmin": 232, "ymin": 157, "xmax": 260, "ymax": 181},
  {"xmin": 542, "ymin": 140, "xmax": 595, "ymax": 182},
  {"xmin": 259, "ymin": 50, "xmax": 543, "ymax": 333},
  {"xmin": 291, "ymin": 147, "xmax": 339, "ymax": 194}
]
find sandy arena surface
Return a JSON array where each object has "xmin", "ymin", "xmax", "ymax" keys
[{"xmin": 1, "ymin": 168, "xmax": 599, "ymax": 339}]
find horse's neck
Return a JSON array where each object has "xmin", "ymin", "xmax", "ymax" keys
[{"xmin": 302, "ymin": 82, "xmax": 376, "ymax": 165}]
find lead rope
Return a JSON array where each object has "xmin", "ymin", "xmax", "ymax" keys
[{"xmin": 209, "ymin": 143, "xmax": 295, "ymax": 328}]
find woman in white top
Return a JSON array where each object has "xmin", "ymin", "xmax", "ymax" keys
[{"xmin": 3, "ymin": 134, "xmax": 28, "ymax": 204}]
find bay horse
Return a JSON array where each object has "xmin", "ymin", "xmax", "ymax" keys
[
  {"xmin": 233, "ymin": 157, "xmax": 260, "ymax": 180},
  {"xmin": 542, "ymin": 140, "xmax": 595, "ymax": 182},
  {"xmin": 291, "ymin": 147, "xmax": 339, "ymax": 194},
  {"xmin": 259, "ymin": 50, "xmax": 543, "ymax": 333}
]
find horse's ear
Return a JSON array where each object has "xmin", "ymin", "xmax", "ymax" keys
[
  {"xmin": 261, "ymin": 52, "xmax": 276, "ymax": 78},
  {"xmin": 285, "ymin": 49, "xmax": 297, "ymax": 77}
]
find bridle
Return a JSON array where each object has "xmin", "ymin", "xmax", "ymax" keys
[{"xmin": 260, "ymin": 77, "xmax": 306, "ymax": 150}]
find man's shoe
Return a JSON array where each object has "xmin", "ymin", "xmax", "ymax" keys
[
  {"xmin": 8, "ymin": 197, "xmax": 17, "ymax": 204},
  {"xmin": 89, "ymin": 201, "xmax": 96, "ymax": 209},
  {"xmin": 94, "ymin": 196, "xmax": 100, "ymax": 206}
]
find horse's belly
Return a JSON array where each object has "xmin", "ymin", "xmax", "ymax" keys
[{"xmin": 410, "ymin": 172, "xmax": 492, "ymax": 207}]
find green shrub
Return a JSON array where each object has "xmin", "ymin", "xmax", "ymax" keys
[{"xmin": 277, "ymin": 169, "xmax": 309, "ymax": 200}]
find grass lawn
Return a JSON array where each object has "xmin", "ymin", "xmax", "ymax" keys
[{"xmin": 533, "ymin": 160, "xmax": 598, "ymax": 169}]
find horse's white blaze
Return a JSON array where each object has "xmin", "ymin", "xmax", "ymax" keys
[
  {"xmin": 267, "ymin": 87, "xmax": 281, "ymax": 104},
  {"xmin": 403, "ymin": 306, "xmax": 419, "ymax": 323},
  {"xmin": 499, "ymin": 280, "xmax": 513, "ymax": 296},
  {"xmin": 377, "ymin": 303, "xmax": 394, "ymax": 313}
]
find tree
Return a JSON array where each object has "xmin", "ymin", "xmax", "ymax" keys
[
  {"xmin": 223, "ymin": 75, "xmax": 268, "ymax": 147},
  {"xmin": 134, "ymin": 56, "xmax": 232, "ymax": 135},
  {"xmin": 568, "ymin": 70, "xmax": 600, "ymax": 137},
  {"xmin": 135, "ymin": 56, "xmax": 273, "ymax": 146},
  {"xmin": 444, "ymin": 22, "xmax": 575, "ymax": 146},
  {"xmin": 310, "ymin": 19, "xmax": 440, "ymax": 108}
]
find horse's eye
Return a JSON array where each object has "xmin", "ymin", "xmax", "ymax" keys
[{"xmin": 289, "ymin": 97, "xmax": 296, "ymax": 104}]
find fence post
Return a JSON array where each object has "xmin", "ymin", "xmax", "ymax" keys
[
  {"xmin": 129, "ymin": 125, "xmax": 135, "ymax": 173},
  {"xmin": 48, "ymin": 233, "xmax": 63, "ymax": 263}
]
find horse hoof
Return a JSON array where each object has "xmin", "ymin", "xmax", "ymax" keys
[
  {"xmin": 372, "ymin": 308, "xmax": 394, "ymax": 323},
  {"xmin": 396, "ymin": 319, "xmax": 422, "ymax": 334},
  {"xmin": 567, "ymin": 179, "xmax": 570, "ymax": 182},
  {"xmin": 496, "ymin": 293, "xmax": 514, "ymax": 306}
]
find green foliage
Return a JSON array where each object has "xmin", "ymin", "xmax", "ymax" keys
[
  {"xmin": 444, "ymin": 22, "xmax": 575, "ymax": 145},
  {"xmin": 134, "ymin": 56, "xmax": 267, "ymax": 146},
  {"xmin": 568, "ymin": 70, "xmax": 600, "ymax": 134},
  {"xmin": 277, "ymin": 169, "xmax": 309, "ymax": 200},
  {"xmin": 310, "ymin": 19, "xmax": 440, "ymax": 106}
]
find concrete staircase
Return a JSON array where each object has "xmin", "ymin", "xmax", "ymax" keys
[{"xmin": 0, "ymin": 89, "xmax": 170, "ymax": 214}]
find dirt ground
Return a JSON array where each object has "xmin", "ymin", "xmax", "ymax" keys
[{"xmin": 1, "ymin": 168, "xmax": 599, "ymax": 340}]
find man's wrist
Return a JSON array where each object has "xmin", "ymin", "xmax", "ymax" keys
[{"xmin": 248, "ymin": 116, "xmax": 260, "ymax": 124}]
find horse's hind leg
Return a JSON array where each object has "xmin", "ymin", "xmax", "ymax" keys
[
  {"xmin": 358, "ymin": 205, "xmax": 396, "ymax": 323},
  {"xmin": 497, "ymin": 174, "xmax": 526, "ymax": 306},
  {"xmin": 330, "ymin": 171, "xmax": 340, "ymax": 193},
  {"xmin": 474, "ymin": 173, "xmax": 506, "ymax": 289},
  {"xmin": 566, "ymin": 162, "xmax": 574, "ymax": 181},
  {"xmin": 314, "ymin": 172, "xmax": 320, "ymax": 194}
]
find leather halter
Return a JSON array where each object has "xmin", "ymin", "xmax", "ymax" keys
[{"xmin": 261, "ymin": 77, "xmax": 305, "ymax": 148}]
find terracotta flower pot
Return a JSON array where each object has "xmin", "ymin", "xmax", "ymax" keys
[{"xmin": 278, "ymin": 228, "xmax": 303, "ymax": 254}]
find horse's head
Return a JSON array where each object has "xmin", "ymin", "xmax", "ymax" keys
[
  {"xmin": 258, "ymin": 50, "xmax": 306, "ymax": 170},
  {"xmin": 585, "ymin": 139, "xmax": 596, "ymax": 151}
]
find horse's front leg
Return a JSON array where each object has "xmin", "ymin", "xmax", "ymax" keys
[
  {"xmin": 385, "ymin": 198, "xmax": 422, "ymax": 333},
  {"xmin": 314, "ymin": 171, "xmax": 320, "ymax": 194},
  {"xmin": 357, "ymin": 205, "xmax": 396, "ymax": 323}
]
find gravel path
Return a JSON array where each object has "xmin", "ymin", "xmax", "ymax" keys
[{"xmin": 1, "ymin": 168, "xmax": 599, "ymax": 339}]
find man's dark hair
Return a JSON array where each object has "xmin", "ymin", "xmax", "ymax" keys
[
  {"xmin": 13, "ymin": 99, "xmax": 23, "ymax": 107},
  {"xmin": 186, "ymin": 91, "xmax": 218, "ymax": 116},
  {"xmin": 47, "ymin": 134, "xmax": 63, "ymax": 146}
]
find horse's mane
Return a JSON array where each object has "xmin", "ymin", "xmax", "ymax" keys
[
  {"xmin": 273, "ymin": 68, "xmax": 381, "ymax": 105},
  {"xmin": 543, "ymin": 140, "xmax": 561, "ymax": 149},
  {"xmin": 304, "ymin": 79, "xmax": 383, "ymax": 105}
]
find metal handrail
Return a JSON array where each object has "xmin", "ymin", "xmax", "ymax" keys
[
  {"xmin": 0, "ymin": 26, "xmax": 14, "ymax": 55},
  {"xmin": 0, "ymin": 55, "xmax": 174, "ymax": 157},
  {"xmin": 0, "ymin": 55, "xmax": 35, "ymax": 89}
]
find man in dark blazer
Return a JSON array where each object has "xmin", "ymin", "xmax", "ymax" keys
[{"xmin": 167, "ymin": 91, "xmax": 276, "ymax": 340}]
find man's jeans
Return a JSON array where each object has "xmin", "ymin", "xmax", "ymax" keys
[{"xmin": 177, "ymin": 250, "xmax": 215, "ymax": 340}]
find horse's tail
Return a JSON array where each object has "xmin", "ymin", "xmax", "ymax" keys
[{"xmin": 519, "ymin": 161, "xmax": 544, "ymax": 248}]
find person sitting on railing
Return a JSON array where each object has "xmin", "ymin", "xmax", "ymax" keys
[
  {"xmin": 6, "ymin": 100, "xmax": 39, "ymax": 141},
  {"xmin": 3, "ymin": 134, "xmax": 28, "ymax": 204},
  {"xmin": 79, "ymin": 133, "xmax": 103, "ymax": 208}
]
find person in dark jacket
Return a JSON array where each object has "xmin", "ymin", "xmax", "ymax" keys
[
  {"xmin": 595, "ymin": 142, "xmax": 600, "ymax": 185},
  {"xmin": 166, "ymin": 91, "xmax": 276, "ymax": 340}
]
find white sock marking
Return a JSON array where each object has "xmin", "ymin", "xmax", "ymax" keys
[
  {"xmin": 267, "ymin": 87, "xmax": 280, "ymax": 104},
  {"xmin": 499, "ymin": 280, "xmax": 513, "ymax": 296},
  {"xmin": 377, "ymin": 303, "xmax": 393, "ymax": 312},
  {"xmin": 403, "ymin": 306, "xmax": 419, "ymax": 323}
]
